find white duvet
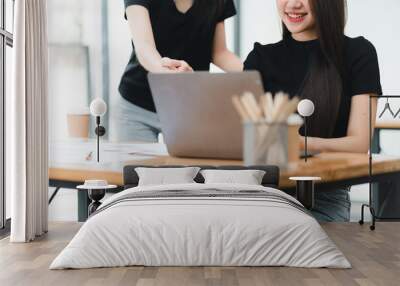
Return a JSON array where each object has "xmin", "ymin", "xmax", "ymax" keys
[{"xmin": 50, "ymin": 183, "xmax": 351, "ymax": 269}]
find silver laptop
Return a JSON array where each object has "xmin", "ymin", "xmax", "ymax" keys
[{"xmin": 148, "ymin": 71, "xmax": 264, "ymax": 159}]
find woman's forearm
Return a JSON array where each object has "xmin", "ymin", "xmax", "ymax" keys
[
  {"xmin": 212, "ymin": 22, "xmax": 243, "ymax": 72},
  {"xmin": 213, "ymin": 50, "xmax": 243, "ymax": 72},
  {"xmin": 126, "ymin": 5, "xmax": 171, "ymax": 73},
  {"xmin": 135, "ymin": 44, "xmax": 171, "ymax": 73},
  {"xmin": 301, "ymin": 136, "xmax": 369, "ymax": 153},
  {"xmin": 300, "ymin": 96, "xmax": 377, "ymax": 154}
]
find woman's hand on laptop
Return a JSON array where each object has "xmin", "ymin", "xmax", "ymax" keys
[{"xmin": 161, "ymin": 57, "xmax": 193, "ymax": 72}]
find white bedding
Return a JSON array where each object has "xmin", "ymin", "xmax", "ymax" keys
[{"xmin": 50, "ymin": 183, "xmax": 351, "ymax": 269}]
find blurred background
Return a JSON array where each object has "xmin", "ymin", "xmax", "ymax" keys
[
  {"xmin": 47, "ymin": 0, "xmax": 400, "ymax": 147},
  {"xmin": 44, "ymin": 0, "xmax": 400, "ymax": 220}
]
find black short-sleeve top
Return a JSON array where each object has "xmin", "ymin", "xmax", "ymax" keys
[
  {"xmin": 244, "ymin": 35, "xmax": 383, "ymax": 138},
  {"xmin": 119, "ymin": 0, "xmax": 236, "ymax": 112}
]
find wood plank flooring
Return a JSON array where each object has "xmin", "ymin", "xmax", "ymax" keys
[{"xmin": 0, "ymin": 222, "xmax": 399, "ymax": 286}]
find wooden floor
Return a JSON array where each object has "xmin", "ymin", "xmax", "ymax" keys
[{"xmin": 0, "ymin": 222, "xmax": 399, "ymax": 286}]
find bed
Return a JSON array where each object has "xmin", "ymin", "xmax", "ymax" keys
[{"xmin": 50, "ymin": 165, "xmax": 351, "ymax": 269}]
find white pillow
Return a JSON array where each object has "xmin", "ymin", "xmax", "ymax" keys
[
  {"xmin": 135, "ymin": 167, "xmax": 201, "ymax": 186},
  {"xmin": 200, "ymin": 169, "xmax": 266, "ymax": 185}
]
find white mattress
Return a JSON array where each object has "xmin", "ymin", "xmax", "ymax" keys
[{"xmin": 50, "ymin": 183, "xmax": 351, "ymax": 269}]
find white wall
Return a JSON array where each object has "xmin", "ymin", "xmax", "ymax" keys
[
  {"xmin": 47, "ymin": 0, "xmax": 102, "ymax": 141},
  {"xmin": 108, "ymin": 0, "xmax": 132, "ymax": 109},
  {"xmin": 240, "ymin": 0, "xmax": 282, "ymax": 59},
  {"xmin": 107, "ymin": 1, "xmax": 144, "ymax": 141},
  {"xmin": 81, "ymin": 0, "xmax": 103, "ymax": 102},
  {"xmin": 346, "ymin": 0, "xmax": 400, "ymax": 95}
]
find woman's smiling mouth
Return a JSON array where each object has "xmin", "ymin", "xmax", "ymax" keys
[{"xmin": 286, "ymin": 12, "xmax": 308, "ymax": 23}]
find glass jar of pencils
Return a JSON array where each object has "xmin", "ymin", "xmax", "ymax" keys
[{"xmin": 243, "ymin": 120, "xmax": 289, "ymax": 170}]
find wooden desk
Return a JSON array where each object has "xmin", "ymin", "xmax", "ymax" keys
[
  {"xmin": 49, "ymin": 120, "xmax": 400, "ymax": 223},
  {"xmin": 49, "ymin": 152, "xmax": 400, "ymax": 222},
  {"xmin": 375, "ymin": 121, "xmax": 400, "ymax": 129},
  {"xmin": 50, "ymin": 153, "xmax": 400, "ymax": 189}
]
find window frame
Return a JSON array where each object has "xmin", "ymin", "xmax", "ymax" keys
[
  {"xmin": 0, "ymin": 0, "xmax": 14, "ymax": 233},
  {"xmin": 233, "ymin": 0, "xmax": 241, "ymax": 56}
]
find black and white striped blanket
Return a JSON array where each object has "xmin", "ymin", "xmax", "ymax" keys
[{"xmin": 92, "ymin": 188, "xmax": 310, "ymax": 218}]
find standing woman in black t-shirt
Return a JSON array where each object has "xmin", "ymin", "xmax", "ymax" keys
[
  {"xmin": 112, "ymin": 0, "xmax": 242, "ymax": 142},
  {"xmin": 244, "ymin": 0, "xmax": 382, "ymax": 222}
]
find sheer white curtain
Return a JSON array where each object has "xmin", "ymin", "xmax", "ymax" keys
[{"xmin": 8, "ymin": 0, "xmax": 49, "ymax": 242}]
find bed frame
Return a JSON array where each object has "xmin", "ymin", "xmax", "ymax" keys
[{"xmin": 123, "ymin": 165, "xmax": 280, "ymax": 189}]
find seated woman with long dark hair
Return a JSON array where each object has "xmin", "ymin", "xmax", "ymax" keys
[{"xmin": 244, "ymin": 0, "xmax": 382, "ymax": 222}]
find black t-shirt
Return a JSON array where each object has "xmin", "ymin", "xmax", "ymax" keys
[
  {"xmin": 244, "ymin": 35, "xmax": 383, "ymax": 138},
  {"xmin": 120, "ymin": 0, "xmax": 236, "ymax": 112}
]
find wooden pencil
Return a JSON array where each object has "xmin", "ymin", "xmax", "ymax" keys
[{"xmin": 232, "ymin": 96, "xmax": 250, "ymax": 122}]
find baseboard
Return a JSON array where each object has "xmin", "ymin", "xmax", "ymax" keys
[{"xmin": 0, "ymin": 218, "xmax": 11, "ymax": 239}]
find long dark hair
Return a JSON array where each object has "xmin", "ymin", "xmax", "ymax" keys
[{"xmin": 283, "ymin": 0, "xmax": 347, "ymax": 138}]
